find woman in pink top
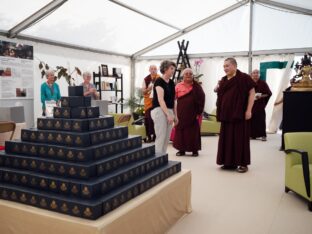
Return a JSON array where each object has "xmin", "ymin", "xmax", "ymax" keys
[{"xmin": 173, "ymin": 68, "xmax": 205, "ymax": 157}]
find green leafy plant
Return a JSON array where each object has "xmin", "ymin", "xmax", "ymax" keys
[
  {"xmin": 124, "ymin": 87, "xmax": 144, "ymax": 115},
  {"xmin": 39, "ymin": 61, "xmax": 82, "ymax": 86}
]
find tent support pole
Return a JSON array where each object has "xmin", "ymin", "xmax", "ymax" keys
[{"xmin": 248, "ymin": 0, "xmax": 254, "ymax": 74}]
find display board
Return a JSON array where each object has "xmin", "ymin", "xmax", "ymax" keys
[{"xmin": 0, "ymin": 40, "xmax": 34, "ymax": 99}]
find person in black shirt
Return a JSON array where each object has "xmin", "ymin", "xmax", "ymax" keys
[{"xmin": 151, "ymin": 60, "xmax": 177, "ymax": 153}]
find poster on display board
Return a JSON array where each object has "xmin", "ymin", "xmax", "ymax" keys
[{"xmin": 0, "ymin": 40, "xmax": 34, "ymax": 99}]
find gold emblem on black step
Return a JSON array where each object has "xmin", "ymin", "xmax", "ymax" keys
[
  {"xmin": 13, "ymin": 145, "xmax": 20, "ymax": 152},
  {"xmin": 40, "ymin": 179, "xmax": 47, "ymax": 188},
  {"xmin": 49, "ymin": 181, "xmax": 57, "ymax": 190},
  {"xmin": 80, "ymin": 109, "xmax": 86, "ymax": 118},
  {"xmin": 30, "ymin": 196, "xmax": 37, "ymax": 205},
  {"xmin": 31, "ymin": 178, "xmax": 38, "ymax": 186},
  {"xmin": 77, "ymin": 152, "xmax": 85, "ymax": 160},
  {"xmin": 38, "ymin": 133, "xmax": 45, "ymax": 141},
  {"xmin": 75, "ymin": 136, "xmax": 82, "ymax": 145},
  {"xmin": 67, "ymin": 150, "xmax": 74, "ymax": 159},
  {"xmin": 65, "ymin": 135, "xmax": 72, "ymax": 144},
  {"xmin": 10, "ymin": 192, "xmax": 17, "ymax": 200},
  {"xmin": 72, "ymin": 206, "xmax": 80, "ymax": 215},
  {"xmin": 69, "ymin": 167, "xmax": 76, "ymax": 176},
  {"xmin": 30, "ymin": 160, "xmax": 37, "ymax": 169},
  {"xmin": 47, "ymin": 133, "xmax": 53, "ymax": 141},
  {"xmin": 50, "ymin": 200, "xmax": 58, "ymax": 210},
  {"xmin": 39, "ymin": 162, "xmax": 46, "ymax": 171},
  {"xmin": 22, "ymin": 131, "xmax": 28, "ymax": 139},
  {"xmin": 83, "ymin": 208, "xmax": 92, "ymax": 217},
  {"xmin": 30, "ymin": 132, "xmax": 36, "ymax": 140},
  {"xmin": 104, "ymin": 202, "xmax": 111, "ymax": 213},
  {"xmin": 82, "ymin": 187, "xmax": 90, "ymax": 196},
  {"xmin": 80, "ymin": 169, "xmax": 87, "ymax": 177},
  {"xmin": 20, "ymin": 193, "xmax": 27, "ymax": 202},
  {"xmin": 73, "ymin": 122, "xmax": 80, "ymax": 130},
  {"xmin": 54, "ymin": 109, "xmax": 61, "ymax": 117},
  {"xmin": 61, "ymin": 203, "xmax": 69, "ymax": 212},
  {"xmin": 71, "ymin": 185, "xmax": 78, "ymax": 194},
  {"xmin": 38, "ymin": 120, "xmax": 44, "ymax": 128},
  {"xmin": 57, "ymin": 149, "xmax": 65, "ymax": 158},
  {"xmin": 64, "ymin": 121, "xmax": 71, "ymax": 130},
  {"xmin": 46, "ymin": 120, "xmax": 53, "ymax": 128},
  {"xmin": 39, "ymin": 147, "xmax": 45, "ymax": 155},
  {"xmin": 63, "ymin": 109, "xmax": 70, "ymax": 118},
  {"xmin": 21, "ymin": 160, "xmax": 28, "ymax": 168},
  {"xmin": 56, "ymin": 134, "xmax": 63, "ymax": 143},
  {"xmin": 49, "ymin": 164, "xmax": 56, "ymax": 172},
  {"xmin": 22, "ymin": 145, "xmax": 28, "ymax": 153},
  {"xmin": 60, "ymin": 183, "xmax": 67, "ymax": 192},
  {"xmin": 55, "ymin": 120, "xmax": 61, "ymax": 129},
  {"xmin": 59, "ymin": 165, "xmax": 66, "ymax": 174},
  {"xmin": 40, "ymin": 198, "xmax": 47, "ymax": 207},
  {"xmin": 1, "ymin": 189, "xmax": 8, "ymax": 198}
]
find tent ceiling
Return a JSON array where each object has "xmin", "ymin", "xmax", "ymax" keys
[
  {"xmin": 0, "ymin": 0, "xmax": 311, "ymax": 57},
  {"xmin": 0, "ymin": 0, "xmax": 51, "ymax": 31}
]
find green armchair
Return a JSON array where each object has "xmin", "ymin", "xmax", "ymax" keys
[
  {"xmin": 200, "ymin": 109, "xmax": 221, "ymax": 135},
  {"xmin": 284, "ymin": 132, "xmax": 312, "ymax": 211},
  {"xmin": 110, "ymin": 113, "xmax": 146, "ymax": 141}
]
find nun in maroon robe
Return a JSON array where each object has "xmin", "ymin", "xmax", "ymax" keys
[
  {"xmin": 250, "ymin": 69, "xmax": 272, "ymax": 140},
  {"xmin": 173, "ymin": 68, "xmax": 205, "ymax": 156},
  {"xmin": 216, "ymin": 58, "xmax": 255, "ymax": 173}
]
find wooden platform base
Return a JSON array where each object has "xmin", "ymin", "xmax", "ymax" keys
[{"xmin": 0, "ymin": 169, "xmax": 192, "ymax": 234}]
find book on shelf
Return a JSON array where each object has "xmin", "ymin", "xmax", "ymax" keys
[{"xmin": 101, "ymin": 81, "xmax": 114, "ymax": 91}]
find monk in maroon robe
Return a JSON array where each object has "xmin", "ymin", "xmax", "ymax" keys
[
  {"xmin": 173, "ymin": 68, "xmax": 205, "ymax": 156},
  {"xmin": 216, "ymin": 58, "xmax": 255, "ymax": 173},
  {"xmin": 250, "ymin": 69, "xmax": 272, "ymax": 141}
]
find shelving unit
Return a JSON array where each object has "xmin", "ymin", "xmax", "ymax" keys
[{"xmin": 93, "ymin": 69, "xmax": 123, "ymax": 113}]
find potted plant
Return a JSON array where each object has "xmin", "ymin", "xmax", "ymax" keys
[
  {"xmin": 38, "ymin": 61, "xmax": 81, "ymax": 85},
  {"xmin": 124, "ymin": 88, "xmax": 144, "ymax": 120}
]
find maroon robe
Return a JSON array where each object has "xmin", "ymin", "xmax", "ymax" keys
[
  {"xmin": 173, "ymin": 82, "xmax": 205, "ymax": 152},
  {"xmin": 216, "ymin": 70, "xmax": 255, "ymax": 166},
  {"xmin": 143, "ymin": 75, "xmax": 155, "ymax": 140},
  {"xmin": 251, "ymin": 80, "xmax": 272, "ymax": 138}
]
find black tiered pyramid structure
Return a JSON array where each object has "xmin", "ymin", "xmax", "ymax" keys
[{"xmin": 0, "ymin": 86, "xmax": 181, "ymax": 220}]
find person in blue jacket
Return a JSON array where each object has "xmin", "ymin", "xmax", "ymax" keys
[{"xmin": 41, "ymin": 70, "xmax": 61, "ymax": 116}]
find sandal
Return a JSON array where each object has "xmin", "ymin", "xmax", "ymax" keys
[
  {"xmin": 237, "ymin": 166, "xmax": 248, "ymax": 173},
  {"xmin": 176, "ymin": 151, "xmax": 185, "ymax": 156}
]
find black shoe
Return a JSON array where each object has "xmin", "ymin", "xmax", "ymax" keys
[
  {"xmin": 221, "ymin": 165, "xmax": 237, "ymax": 170},
  {"xmin": 192, "ymin": 152, "xmax": 199, "ymax": 157},
  {"xmin": 176, "ymin": 151, "xmax": 185, "ymax": 156}
]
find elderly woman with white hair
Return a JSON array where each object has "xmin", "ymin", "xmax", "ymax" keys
[
  {"xmin": 173, "ymin": 68, "xmax": 205, "ymax": 157},
  {"xmin": 40, "ymin": 70, "xmax": 61, "ymax": 116},
  {"xmin": 80, "ymin": 71, "xmax": 99, "ymax": 100}
]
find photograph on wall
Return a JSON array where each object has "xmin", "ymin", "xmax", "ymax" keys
[
  {"xmin": 101, "ymin": 64, "xmax": 109, "ymax": 76},
  {"xmin": 0, "ymin": 40, "xmax": 33, "ymax": 60}
]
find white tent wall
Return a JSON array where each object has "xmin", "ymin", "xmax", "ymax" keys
[{"xmin": 0, "ymin": 35, "xmax": 131, "ymax": 125}]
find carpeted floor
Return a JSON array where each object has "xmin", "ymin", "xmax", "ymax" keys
[{"xmin": 167, "ymin": 133, "xmax": 312, "ymax": 234}]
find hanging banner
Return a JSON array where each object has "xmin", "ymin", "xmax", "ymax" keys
[{"xmin": 0, "ymin": 40, "xmax": 34, "ymax": 98}]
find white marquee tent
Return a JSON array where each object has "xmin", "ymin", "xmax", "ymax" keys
[{"xmin": 0, "ymin": 0, "xmax": 311, "ymax": 126}]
